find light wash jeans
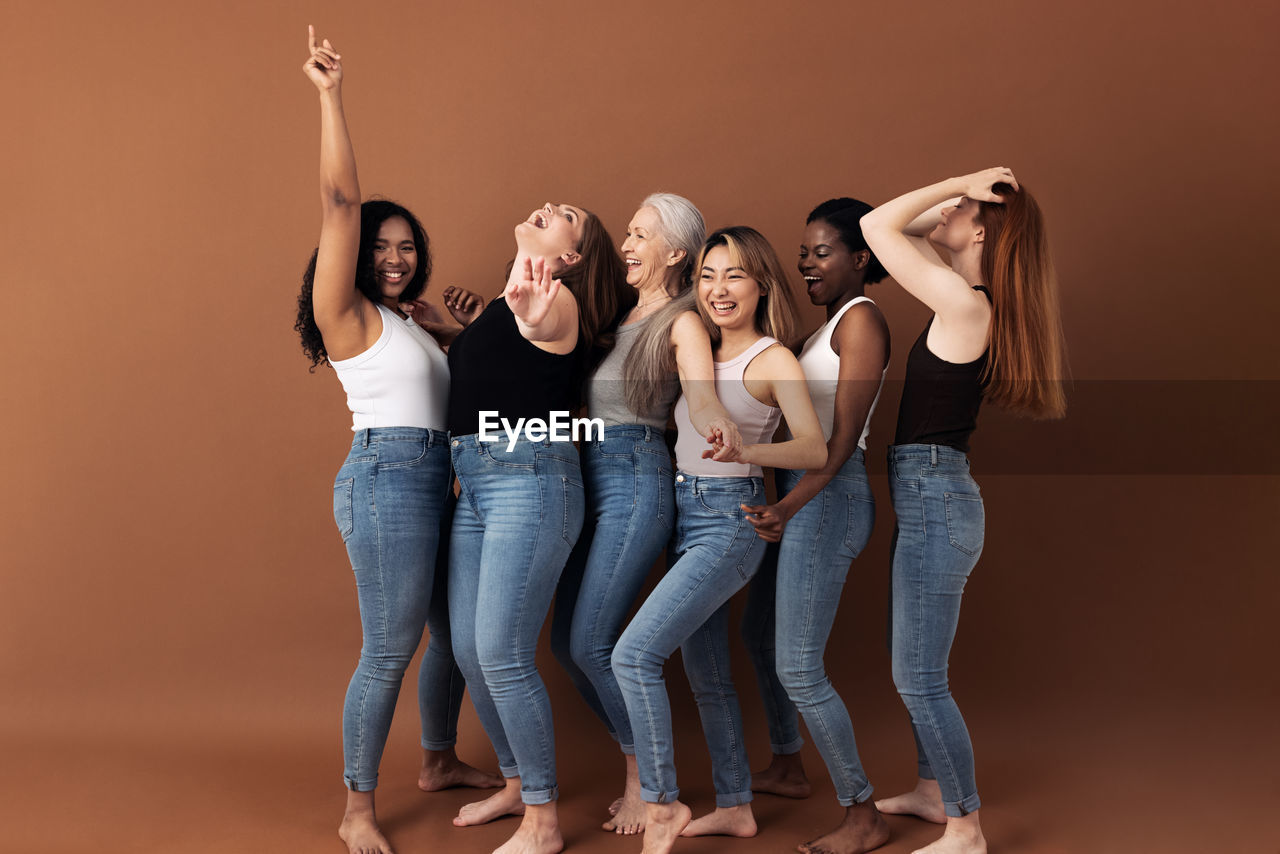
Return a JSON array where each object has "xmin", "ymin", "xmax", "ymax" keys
[
  {"xmin": 888, "ymin": 444, "xmax": 985, "ymax": 817},
  {"xmin": 742, "ymin": 450, "xmax": 876, "ymax": 805},
  {"xmin": 333, "ymin": 427, "xmax": 460, "ymax": 791},
  {"xmin": 551, "ymin": 425, "xmax": 675, "ymax": 754},
  {"xmin": 613, "ymin": 474, "xmax": 765, "ymax": 807},
  {"xmin": 447, "ymin": 433, "xmax": 585, "ymax": 805}
]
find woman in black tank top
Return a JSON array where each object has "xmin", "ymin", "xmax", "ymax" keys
[
  {"xmin": 432, "ymin": 199, "xmax": 629, "ymax": 853},
  {"xmin": 861, "ymin": 168, "xmax": 1066, "ymax": 854}
]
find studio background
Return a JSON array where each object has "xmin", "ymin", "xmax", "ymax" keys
[{"xmin": 3, "ymin": 1, "xmax": 1276, "ymax": 852}]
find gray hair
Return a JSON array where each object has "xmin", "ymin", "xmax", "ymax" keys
[{"xmin": 640, "ymin": 192, "xmax": 706, "ymax": 289}]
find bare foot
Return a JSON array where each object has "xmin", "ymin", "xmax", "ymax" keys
[
  {"xmin": 453, "ymin": 778, "xmax": 526, "ymax": 827},
  {"xmin": 752, "ymin": 751, "xmax": 812, "ymax": 799},
  {"xmin": 910, "ymin": 814, "xmax": 986, "ymax": 854},
  {"xmin": 797, "ymin": 801, "xmax": 890, "ymax": 854},
  {"xmin": 493, "ymin": 803, "xmax": 564, "ymax": 854},
  {"xmin": 679, "ymin": 804, "xmax": 757, "ymax": 838},
  {"xmin": 602, "ymin": 753, "xmax": 646, "ymax": 835},
  {"xmin": 419, "ymin": 747, "xmax": 504, "ymax": 791},
  {"xmin": 339, "ymin": 791, "xmax": 394, "ymax": 854},
  {"xmin": 643, "ymin": 801, "xmax": 692, "ymax": 854},
  {"xmin": 875, "ymin": 778, "xmax": 946, "ymax": 824}
]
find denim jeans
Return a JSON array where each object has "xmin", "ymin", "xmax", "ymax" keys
[
  {"xmin": 613, "ymin": 474, "xmax": 765, "ymax": 807},
  {"xmin": 333, "ymin": 427, "xmax": 457, "ymax": 791},
  {"xmin": 551, "ymin": 425, "xmax": 675, "ymax": 754},
  {"xmin": 448, "ymin": 433, "xmax": 585, "ymax": 805},
  {"xmin": 888, "ymin": 444, "xmax": 985, "ymax": 817},
  {"xmin": 741, "ymin": 450, "xmax": 876, "ymax": 806}
]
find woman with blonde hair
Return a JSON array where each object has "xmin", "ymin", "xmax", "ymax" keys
[
  {"xmin": 611, "ymin": 227, "xmax": 827, "ymax": 854},
  {"xmin": 861, "ymin": 168, "xmax": 1066, "ymax": 854},
  {"xmin": 550, "ymin": 193, "xmax": 744, "ymax": 836}
]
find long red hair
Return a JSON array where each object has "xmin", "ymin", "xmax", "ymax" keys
[{"xmin": 977, "ymin": 183, "xmax": 1067, "ymax": 419}]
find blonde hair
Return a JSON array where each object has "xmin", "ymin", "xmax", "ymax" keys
[{"xmin": 693, "ymin": 226, "xmax": 799, "ymax": 348}]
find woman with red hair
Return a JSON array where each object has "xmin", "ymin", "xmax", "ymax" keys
[{"xmin": 861, "ymin": 168, "xmax": 1066, "ymax": 854}]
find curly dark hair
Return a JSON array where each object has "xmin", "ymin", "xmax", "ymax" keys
[
  {"xmin": 295, "ymin": 199, "xmax": 432, "ymax": 370},
  {"xmin": 806, "ymin": 197, "xmax": 888, "ymax": 284}
]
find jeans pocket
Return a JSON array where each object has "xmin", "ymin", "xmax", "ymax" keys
[
  {"xmin": 375, "ymin": 438, "xmax": 429, "ymax": 469},
  {"xmin": 843, "ymin": 493, "xmax": 876, "ymax": 558},
  {"xmin": 943, "ymin": 492, "xmax": 984, "ymax": 556},
  {"xmin": 333, "ymin": 477, "xmax": 355, "ymax": 542}
]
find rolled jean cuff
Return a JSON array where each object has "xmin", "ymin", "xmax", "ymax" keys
[
  {"xmin": 420, "ymin": 737, "xmax": 457, "ymax": 751},
  {"xmin": 836, "ymin": 782, "xmax": 875, "ymax": 808},
  {"xmin": 500, "ymin": 763, "xmax": 520, "ymax": 779},
  {"xmin": 918, "ymin": 762, "xmax": 935, "ymax": 780},
  {"xmin": 945, "ymin": 792, "xmax": 981, "ymax": 818},
  {"xmin": 714, "ymin": 789, "xmax": 753, "ymax": 808},
  {"xmin": 641, "ymin": 785, "xmax": 681, "ymax": 805},
  {"xmin": 619, "ymin": 742, "xmax": 636, "ymax": 756},
  {"xmin": 521, "ymin": 784, "xmax": 559, "ymax": 805},
  {"xmin": 772, "ymin": 736, "xmax": 804, "ymax": 755},
  {"xmin": 344, "ymin": 774, "xmax": 377, "ymax": 792}
]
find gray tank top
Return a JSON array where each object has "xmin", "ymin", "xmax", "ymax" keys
[{"xmin": 585, "ymin": 316, "xmax": 679, "ymax": 429}]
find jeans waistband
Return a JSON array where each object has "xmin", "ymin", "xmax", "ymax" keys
[
  {"xmin": 888, "ymin": 443, "xmax": 970, "ymax": 467},
  {"xmin": 589, "ymin": 424, "xmax": 663, "ymax": 443},
  {"xmin": 673, "ymin": 472, "xmax": 762, "ymax": 496},
  {"xmin": 351, "ymin": 427, "xmax": 448, "ymax": 449}
]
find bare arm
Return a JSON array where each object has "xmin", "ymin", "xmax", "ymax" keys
[
  {"xmin": 303, "ymin": 27, "xmax": 370, "ymax": 353},
  {"xmin": 745, "ymin": 305, "xmax": 889, "ymax": 542},
  {"xmin": 670, "ymin": 312, "xmax": 743, "ymax": 459},
  {"xmin": 505, "ymin": 256, "xmax": 579, "ymax": 354},
  {"xmin": 737, "ymin": 346, "xmax": 827, "ymax": 472},
  {"xmin": 861, "ymin": 169, "xmax": 1016, "ymax": 322}
]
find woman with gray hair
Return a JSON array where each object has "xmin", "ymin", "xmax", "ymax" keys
[{"xmin": 551, "ymin": 193, "xmax": 742, "ymax": 836}]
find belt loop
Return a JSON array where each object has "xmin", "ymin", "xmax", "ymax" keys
[
  {"xmin": 361, "ymin": 429, "xmax": 370, "ymax": 449},
  {"xmin": 930, "ymin": 445, "xmax": 938, "ymax": 466},
  {"xmin": 644, "ymin": 425, "xmax": 653, "ymax": 443}
]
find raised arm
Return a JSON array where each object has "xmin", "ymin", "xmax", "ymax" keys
[
  {"xmin": 860, "ymin": 168, "xmax": 1017, "ymax": 322},
  {"xmin": 303, "ymin": 26, "xmax": 370, "ymax": 352},
  {"xmin": 504, "ymin": 256, "xmax": 580, "ymax": 354},
  {"xmin": 737, "ymin": 346, "xmax": 827, "ymax": 472},
  {"xmin": 670, "ymin": 311, "xmax": 743, "ymax": 459}
]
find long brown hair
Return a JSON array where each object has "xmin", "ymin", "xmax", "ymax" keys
[
  {"xmin": 557, "ymin": 209, "xmax": 630, "ymax": 355},
  {"xmin": 977, "ymin": 183, "xmax": 1067, "ymax": 419}
]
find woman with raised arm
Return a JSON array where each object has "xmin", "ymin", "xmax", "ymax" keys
[
  {"xmin": 739, "ymin": 198, "xmax": 893, "ymax": 854},
  {"xmin": 549, "ymin": 193, "xmax": 743, "ymax": 837},
  {"xmin": 860, "ymin": 169, "xmax": 1066, "ymax": 854},
  {"xmin": 441, "ymin": 193, "xmax": 629, "ymax": 851},
  {"xmin": 611, "ymin": 227, "xmax": 827, "ymax": 854},
  {"xmin": 296, "ymin": 28, "xmax": 499, "ymax": 854}
]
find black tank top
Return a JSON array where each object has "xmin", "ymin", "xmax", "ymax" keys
[
  {"xmin": 893, "ymin": 287, "xmax": 991, "ymax": 453},
  {"xmin": 447, "ymin": 296, "xmax": 586, "ymax": 436}
]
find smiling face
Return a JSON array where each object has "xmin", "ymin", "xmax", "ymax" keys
[
  {"xmin": 798, "ymin": 219, "xmax": 868, "ymax": 307},
  {"xmin": 932, "ymin": 196, "xmax": 984, "ymax": 255},
  {"xmin": 621, "ymin": 205, "xmax": 682, "ymax": 290},
  {"xmin": 698, "ymin": 244, "xmax": 764, "ymax": 333},
  {"xmin": 514, "ymin": 201, "xmax": 587, "ymax": 272},
  {"xmin": 373, "ymin": 216, "xmax": 418, "ymax": 299}
]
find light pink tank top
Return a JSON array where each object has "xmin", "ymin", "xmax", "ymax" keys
[{"xmin": 673, "ymin": 336, "xmax": 781, "ymax": 478}]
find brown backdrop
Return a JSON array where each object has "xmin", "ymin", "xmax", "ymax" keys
[{"xmin": 3, "ymin": 1, "xmax": 1277, "ymax": 852}]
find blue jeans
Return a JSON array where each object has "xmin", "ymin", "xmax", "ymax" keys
[
  {"xmin": 448, "ymin": 434, "xmax": 585, "ymax": 805},
  {"xmin": 742, "ymin": 450, "xmax": 876, "ymax": 806},
  {"xmin": 333, "ymin": 427, "xmax": 459, "ymax": 791},
  {"xmin": 613, "ymin": 474, "xmax": 766, "ymax": 807},
  {"xmin": 888, "ymin": 444, "xmax": 985, "ymax": 817},
  {"xmin": 551, "ymin": 425, "xmax": 675, "ymax": 754}
]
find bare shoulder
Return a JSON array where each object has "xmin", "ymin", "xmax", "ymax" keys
[
  {"xmin": 748, "ymin": 341, "xmax": 804, "ymax": 378},
  {"xmin": 670, "ymin": 310, "xmax": 710, "ymax": 344}
]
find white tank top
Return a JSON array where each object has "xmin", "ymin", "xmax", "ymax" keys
[
  {"xmin": 673, "ymin": 336, "xmax": 781, "ymax": 478},
  {"xmin": 330, "ymin": 303, "xmax": 450, "ymax": 431},
  {"xmin": 795, "ymin": 296, "xmax": 886, "ymax": 450}
]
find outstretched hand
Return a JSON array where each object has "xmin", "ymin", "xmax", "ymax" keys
[
  {"xmin": 302, "ymin": 25, "xmax": 343, "ymax": 91},
  {"xmin": 504, "ymin": 257, "xmax": 562, "ymax": 327},
  {"xmin": 958, "ymin": 167, "xmax": 1019, "ymax": 203},
  {"xmin": 441, "ymin": 286, "xmax": 485, "ymax": 327}
]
